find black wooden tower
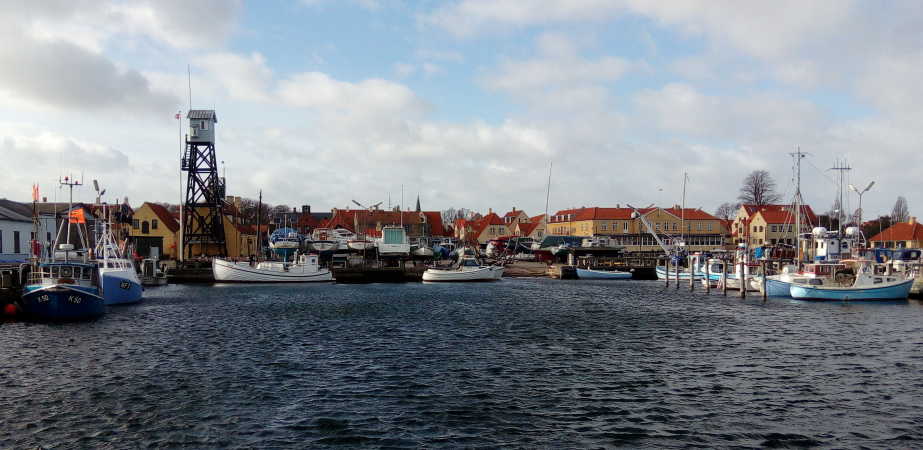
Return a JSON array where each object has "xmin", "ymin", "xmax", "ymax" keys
[{"xmin": 181, "ymin": 110, "xmax": 227, "ymax": 258}]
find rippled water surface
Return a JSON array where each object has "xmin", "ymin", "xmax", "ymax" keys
[{"xmin": 3, "ymin": 279, "xmax": 923, "ymax": 448}]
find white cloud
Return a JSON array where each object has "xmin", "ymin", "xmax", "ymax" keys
[
  {"xmin": 483, "ymin": 33, "xmax": 632, "ymax": 99},
  {"xmin": 199, "ymin": 52, "xmax": 274, "ymax": 102},
  {"xmin": 0, "ymin": 26, "xmax": 179, "ymax": 115}
]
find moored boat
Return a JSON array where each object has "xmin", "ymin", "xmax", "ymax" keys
[
  {"xmin": 213, "ymin": 254, "xmax": 332, "ymax": 283},
  {"xmin": 789, "ymin": 261, "xmax": 913, "ymax": 301},
  {"xmin": 576, "ymin": 268, "xmax": 631, "ymax": 280},
  {"xmin": 422, "ymin": 248, "xmax": 503, "ymax": 282},
  {"xmin": 21, "ymin": 260, "xmax": 105, "ymax": 320}
]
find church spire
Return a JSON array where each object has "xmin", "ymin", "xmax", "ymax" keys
[{"xmin": 415, "ymin": 195, "xmax": 421, "ymax": 212}]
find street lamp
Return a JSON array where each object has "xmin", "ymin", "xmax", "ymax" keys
[{"xmin": 848, "ymin": 181, "xmax": 875, "ymax": 226}]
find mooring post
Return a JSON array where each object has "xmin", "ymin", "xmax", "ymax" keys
[
  {"xmin": 721, "ymin": 261, "xmax": 728, "ymax": 296},
  {"xmin": 705, "ymin": 258, "xmax": 711, "ymax": 293},
  {"xmin": 739, "ymin": 261, "xmax": 746, "ymax": 299},
  {"xmin": 665, "ymin": 258, "xmax": 670, "ymax": 287},
  {"xmin": 688, "ymin": 255, "xmax": 695, "ymax": 292},
  {"xmin": 761, "ymin": 260, "xmax": 768, "ymax": 303},
  {"xmin": 675, "ymin": 258, "xmax": 680, "ymax": 290}
]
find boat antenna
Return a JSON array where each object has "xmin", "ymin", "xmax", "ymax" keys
[
  {"xmin": 187, "ymin": 64, "xmax": 192, "ymax": 112},
  {"xmin": 681, "ymin": 171, "xmax": 688, "ymax": 245},
  {"xmin": 256, "ymin": 189, "xmax": 262, "ymax": 259}
]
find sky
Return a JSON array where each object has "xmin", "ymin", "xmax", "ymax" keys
[{"xmin": 0, "ymin": 0, "xmax": 921, "ymax": 220}]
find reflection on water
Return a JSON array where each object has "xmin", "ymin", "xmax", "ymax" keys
[{"xmin": 2, "ymin": 279, "xmax": 923, "ymax": 448}]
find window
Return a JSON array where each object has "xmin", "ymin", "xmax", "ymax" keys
[
  {"xmin": 601, "ymin": 223, "xmax": 607, "ymax": 231},
  {"xmin": 655, "ymin": 223, "xmax": 661, "ymax": 231},
  {"xmin": 672, "ymin": 223, "xmax": 678, "ymax": 231},
  {"xmin": 152, "ymin": 219, "xmax": 159, "ymax": 230},
  {"xmin": 141, "ymin": 221, "xmax": 150, "ymax": 234},
  {"xmin": 696, "ymin": 223, "xmax": 702, "ymax": 231},
  {"xmin": 201, "ymin": 120, "xmax": 208, "ymax": 130},
  {"xmin": 788, "ymin": 225, "xmax": 793, "ymax": 232},
  {"xmin": 133, "ymin": 219, "xmax": 140, "ymax": 229},
  {"xmin": 13, "ymin": 231, "xmax": 20, "ymax": 254},
  {"xmin": 707, "ymin": 223, "xmax": 712, "ymax": 231},
  {"xmin": 752, "ymin": 225, "xmax": 757, "ymax": 233},
  {"xmin": 47, "ymin": 232, "xmax": 51, "ymax": 243},
  {"xmin": 623, "ymin": 222, "xmax": 629, "ymax": 232}
]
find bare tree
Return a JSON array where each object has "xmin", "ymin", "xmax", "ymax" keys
[
  {"xmin": 714, "ymin": 202, "xmax": 738, "ymax": 221},
  {"xmin": 891, "ymin": 196, "xmax": 910, "ymax": 223},
  {"xmin": 737, "ymin": 170, "xmax": 781, "ymax": 206}
]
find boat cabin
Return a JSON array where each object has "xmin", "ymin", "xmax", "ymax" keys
[{"xmin": 29, "ymin": 262, "xmax": 99, "ymax": 288}]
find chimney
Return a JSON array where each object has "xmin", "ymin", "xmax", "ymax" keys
[
  {"xmin": 302, "ymin": 205, "xmax": 310, "ymax": 214},
  {"xmin": 488, "ymin": 208, "xmax": 493, "ymax": 215},
  {"xmin": 512, "ymin": 206, "xmax": 516, "ymax": 212},
  {"xmin": 42, "ymin": 197, "xmax": 47, "ymax": 202},
  {"xmin": 911, "ymin": 217, "xmax": 917, "ymax": 225}
]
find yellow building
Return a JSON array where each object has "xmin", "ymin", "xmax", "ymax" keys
[
  {"xmin": 546, "ymin": 206, "xmax": 727, "ymax": 252},
  {"xmin": 130, "ymin": 202, "xmax": 180, "ymax": 259}
]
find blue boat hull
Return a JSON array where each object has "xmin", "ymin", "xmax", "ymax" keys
[
  {"xmin": 789, "ymin": 279, "xmax": 914, "ymax": 301},
  {"xmin": 101, "ymin": 272, "xmax": 143, "ymax": 305},
  {"xmin": 764, "ymin": 278, "xmax": 793, "ymax": 297},
  {"xmin": 576, "ymin": 268, "xmax": 632, "ymax": 279},
  {"xmin": 20, "ymin": 285, "xmax": 105, "ymax": 320}
]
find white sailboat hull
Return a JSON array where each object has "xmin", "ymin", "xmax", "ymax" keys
[
  {"xmin": 212, "ymin": 258, "xmax": 333, "ymax": 283},
  {"xmin": 422, "ymin": 265, "xmax": 504, "ymax": 282}
]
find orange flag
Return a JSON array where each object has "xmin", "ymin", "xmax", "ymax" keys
[
  {"xmin": 68, "ymin": 209, "xmax": 86, "ymax": 224},
  {"xmin": 32, "ymin": 184, "xmax": 39, "ymax": 202}
]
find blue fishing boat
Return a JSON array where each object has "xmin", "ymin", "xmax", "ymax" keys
[
  {"xmin": 20, "ymin": 176, "xmax": 106, "ymax": 320},
  {"xmin": 21, "ymin": 261, "xmax": 105, "ymax": 320},
  {"xmin": 789, "ymin": 261, "xmax": 913, "ymax": 301},
  {"xmin": 95, "ymin": 199, "xmax": 143, "ymax": 305}
]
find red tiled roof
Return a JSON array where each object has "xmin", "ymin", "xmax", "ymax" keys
[
  {"xmin": 321, "ymin": 209, "xmax": 450, "ymax": 236},
  {"xmin": 530, "ymin": 214, "xmax": 545, "ymax": 223},
  {"xmin": 752, "ymin": 205, "xmax": 817, "ymax": 225},
  {"xmin": 868, "ymin": 221, "xmax": 923, "ymax": 243},
  {"xmin": 144, "ymin": 202, "xmax": 179, "ymax": 232},
  {"xmin": 662, "ymin": 207, "xmax": 719, "ymax": 221},
  {"xmin": 503, "ymin": 209, "xmax": 524, "ymax": 218},
  {"xmin": 469, "ymin": 212, "xmax": 505, "ymax": 237},
  {"xmin": 517, "ymin": 221, "xmax": 540, "ymax": 236}
]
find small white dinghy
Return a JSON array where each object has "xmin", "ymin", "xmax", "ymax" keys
[
  {"xmin": 576, "ymin": 268, "xmax": 631, "ymax": 280},
  {"xmin": 213, "ymin": 254, "xmax": 332, "ymax": 283},
  {"xmin": 422, "ymin": 248, "xmax": 503, "ymax": 282}
]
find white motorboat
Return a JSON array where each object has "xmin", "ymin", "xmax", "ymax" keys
[
  {"xmin": 347, "ymin": 239, "xmax": 375, "ymax": 251},
  {"xmin": 422, "ymin": 248, "xmax": 503, "ymax": 282},
  {"xmin": 413, "ymin": 246, "xmax": 434, "ymax": 257},
  {"xmin": 213, "ymin": 254, "xmax": 332, "ymax": 283},
  {"xmin": 377, "ymin": 225, "xmax": 410, "ymax": 256}
]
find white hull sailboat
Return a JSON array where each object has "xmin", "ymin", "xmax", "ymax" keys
[{"xmin": 422, "ymin": 247, "xmax": 503, "ymax": 282}]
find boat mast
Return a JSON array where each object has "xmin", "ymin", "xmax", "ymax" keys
[
  {"xmin": 544, "ymin": 160, "xmax": 553, "ymax": 227},
  {"xmin": 256, "ymin": 189, "xmax": 262, "ymax": 259},
  {"xmin": 681, "ymin": 171, "xmax": 687, "ymax": 245},
  {"xmin": 60, "ymin": 175, "xmax": 81, "ymax": 263},
  {"xmin": 791, "ymin": 149, "xmax": 805, "ymax": 263}
]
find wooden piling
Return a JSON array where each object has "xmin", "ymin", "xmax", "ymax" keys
[
  {"xmin": 665, "ymin": 258, "xmax": 670, "ymax": 287},
  {"xmin": 721, "ymin": 262, "xmax": 727, "ymax": 296},
  {"xmin": 688, "ymin": 255, "xmax": 694, "ymax": 292},
  {"xmin": 739, "ymin": 261, "xmax": 746, "ymax": 298},
  {"xmin": 705, "ymin": 258, "xmax": 711, "ymax": 293},
  {"xmin": 674, "ymin": 258, "xmax": 680, "ymax": 290},
  {"xmin": 761, "ymin": 260, "xmax": 767, "ymax": 302}
]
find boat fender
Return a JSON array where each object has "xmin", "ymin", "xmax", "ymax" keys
[{"xmin": 3, "ymin": 303, "xmax": 17, "ymax": 316}]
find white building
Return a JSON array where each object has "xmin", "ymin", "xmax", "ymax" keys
[{"xmin": 0, "ymin": 204, "xmax": 32, "ymax": 262}]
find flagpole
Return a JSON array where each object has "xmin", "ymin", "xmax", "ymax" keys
[{"xmin": 178, "ymin": 110, "xmax": 184, "ymax": 262}]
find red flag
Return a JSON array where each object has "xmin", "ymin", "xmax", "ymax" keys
[{"xmin": 175, "ymin": 112, "xmax": 181, "ymax": 120}]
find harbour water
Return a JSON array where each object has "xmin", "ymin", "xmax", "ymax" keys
[{"xmin": 2, "ymin": 279, "xmax": 923, "ymax": 448}]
